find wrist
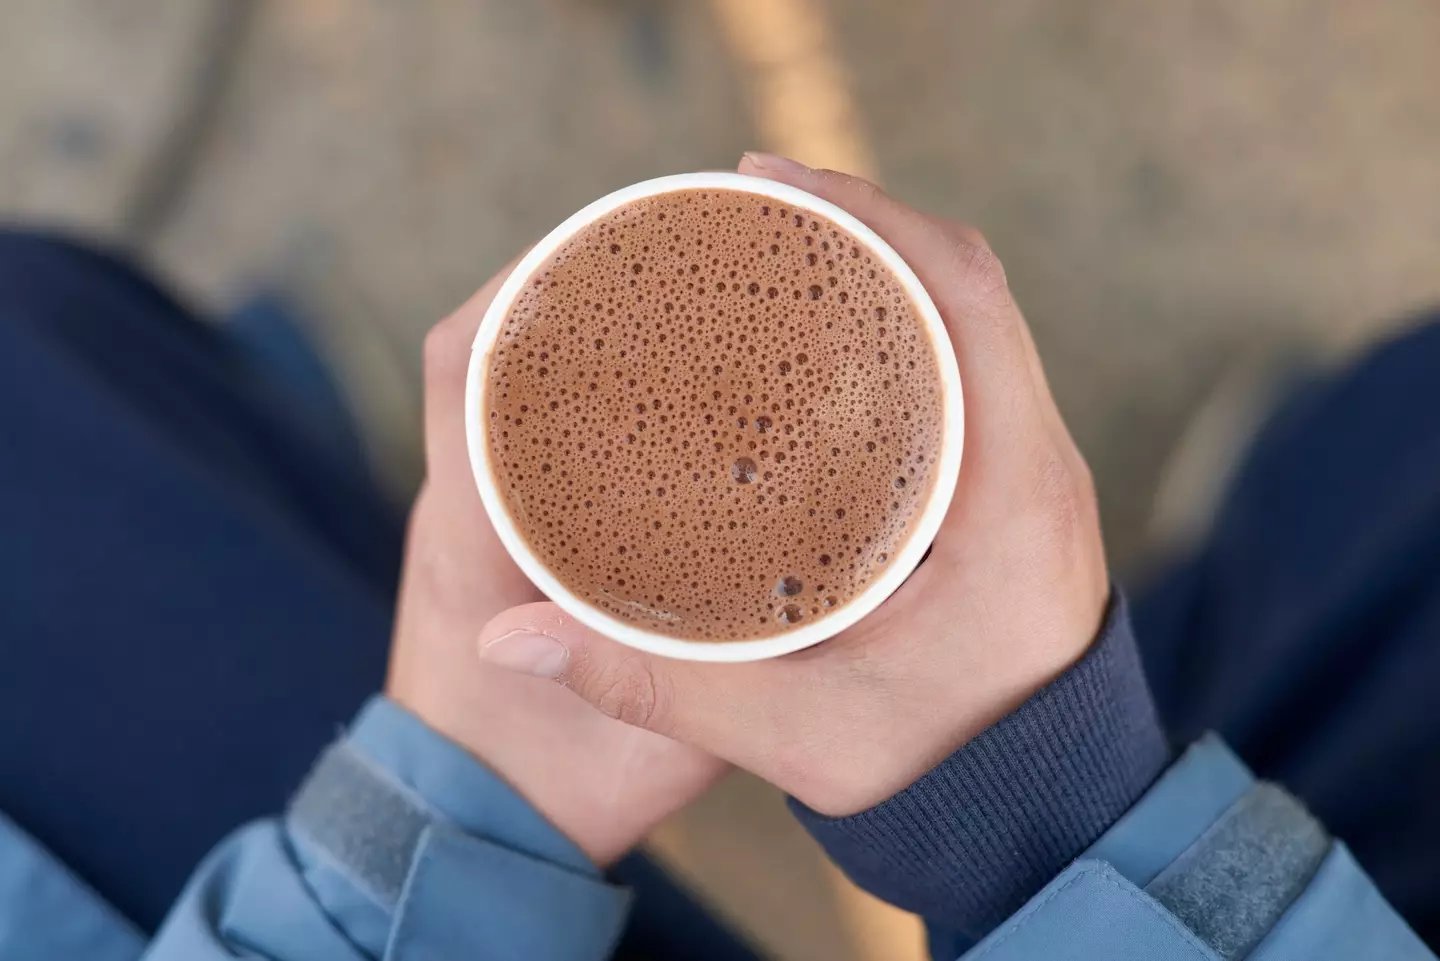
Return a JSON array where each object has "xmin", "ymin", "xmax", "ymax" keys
[
  {"xmin": 388, "ymin": 679, "xmax": 634, "ymax": 867},
  {"xmin": 288, "ymin": 697, "xmax": 633, "ymax": 959},
  {"xmin": 454, "ymin": 715, "xmax": 646, "ymax": 867},
  {"xmin": 791, "ymin": 592, "xmax": 1169, "ymax": 936},
  {"xmin": 794, "ymin": 577, "xmax": 1111, "ymax": 818},
  {"xmin": 390, "ymin": 665, "xmax": 719, "ymax": 867}
]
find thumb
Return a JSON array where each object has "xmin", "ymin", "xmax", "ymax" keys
[{"xmin": 478, "ymin": 602, "xmax": 711, "ymax": 738}]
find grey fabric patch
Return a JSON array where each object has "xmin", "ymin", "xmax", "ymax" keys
[
  {"xmin": 1145, "ymin": 782, "xmax": 1329, "ymax": 960},
  {"xmin": 287, "ymin": 742, "xmax": 431, "ymax": 909}
]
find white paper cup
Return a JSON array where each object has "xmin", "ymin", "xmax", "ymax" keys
[{"xmin": 466, "ymin": 172, "xmax": 963, "ymax": 662}]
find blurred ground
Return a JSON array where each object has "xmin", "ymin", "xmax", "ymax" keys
[{"xmin": 5, "ymin": 1, "xmax": 1440, "ymax": 958}]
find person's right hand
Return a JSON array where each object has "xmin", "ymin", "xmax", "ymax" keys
[
  {"xmin": 480, "ymin": 153, "xmax": 1110, "ymax": 818},
  {"xmin": 387, "ymin": 262, "xmax": 725, "ymax": 867}
]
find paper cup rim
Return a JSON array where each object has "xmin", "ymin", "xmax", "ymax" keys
[{"xmin": 466, "ymin": 172, "xmax": 963, "ymax": 662}]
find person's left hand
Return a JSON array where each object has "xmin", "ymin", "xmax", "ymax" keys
[{"xmin": 386, "ymin": 266, "xmax": 726, "ymax": 867}]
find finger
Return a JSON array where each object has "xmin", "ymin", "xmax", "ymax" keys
[
  {"xmin": 736, "ymin": 154, "xmax": 1063, "ymax": 563},
  {"xmin": 477, "ymin": 602, "xmax": 768, "ymax": 750},
  {"xmin": 422, "ymin": 257, "xmax": 522, "ymax": 483},
  {"xmin": 736, "ymin": 153, "xmax": 1033, "ymax": 408}
]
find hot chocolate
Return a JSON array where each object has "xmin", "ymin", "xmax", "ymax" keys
[{"xmin": 482, "ymin": 188, "xmax": 944, "ymax": 641}]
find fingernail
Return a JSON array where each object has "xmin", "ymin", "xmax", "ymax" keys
[
  {"xmin": 741, "ymin": 152, "xmax": 809, "ymax": 176},
  {"xmin": 480, "ymin": 629, "xmax": 570, "ymax": 678}
]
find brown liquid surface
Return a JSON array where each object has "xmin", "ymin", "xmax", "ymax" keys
[{"xmin": 484, "ymin": 189, "xmax": 943, "ymax": 641}]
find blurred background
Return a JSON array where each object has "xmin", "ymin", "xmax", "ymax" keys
[{"xmin": 5, "ymin": 1, "xmax": 1439, "ymax": 957}]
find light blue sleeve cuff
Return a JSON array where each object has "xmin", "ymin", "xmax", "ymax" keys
[
  {"xmin": 345, "ymin": 696, "xmax": 599, "ymax": 875},
  {"xmin": 284, "ymin": 696, "xmax": 631, "ymax": 961},
  {"xmin": 960, "ymin": 738, "xmax": 1432, "ymax": 961},
  {"xmin": 1082, "ymin": 735, "xmax": 1331, "ymax": 960},
  {"xmin": 1084, "ymin": 734, "xmax": 1254, "ymax": 886}
]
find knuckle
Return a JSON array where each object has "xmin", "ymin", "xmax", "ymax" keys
[
  {"xmin": 590, "ymin": 657, "xmax": 668, "ymax": 730},
  {"xmin": 1071, "ymin": 456, "xmax": 1098, "ymax": 510},
  {"xmin": 952, "ymin": 236, "xmax": 1009, "ymax": 297},
  {"xmin": 847, "ymin": 176, "xmax": 888, "ymax": 206},
  {"xmin": 949, "ymin": 221, "xmax": 991, "ymax": 251},
  {"xmin": 928, "ymin": 216, "xmax": 1009, "ymax": 297},
  {"xmin": 817, "ymin": 168, "xmax": 886, "ymax": 197},
  {"xmin": 815, "ymin": 169, "xmax": 895, "ymax": 213},
  {"xmin": 422, "ymin": 322, "xmax": 456, "ymax": 384},
  {"xmin": 1029, "ymin": 449, "xmax": 1098, "ymax": 554}
]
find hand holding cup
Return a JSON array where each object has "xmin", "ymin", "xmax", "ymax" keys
[{"xmin": 479, "ymin": 155, "xmax": 1109, "ymax": 817}]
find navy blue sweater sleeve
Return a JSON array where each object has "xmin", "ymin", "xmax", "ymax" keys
[{"xmin": 790, "ymin": 593, "xmax": 1170, "ymax": 945}]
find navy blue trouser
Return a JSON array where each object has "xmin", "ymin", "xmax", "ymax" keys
[
  {"xmin": 1133, "ymin": 316, "xmax": 1440, "ymax": 946},
  {"xmin": 0, "ymin": 232, "xmax": 757, "ymax": 961},
  {"xmin": 1, "ymin": 232, "xmax": 1436, "ymax": 948}
]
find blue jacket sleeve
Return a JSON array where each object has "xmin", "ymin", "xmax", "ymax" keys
[
  {"xmin": 792, "ymin": 595, "xmax": 1433, "ymax": 960},
  {"xmin": 141, "ymin": 697, "xmax": 631, "ymax": 961},
  {"xmin": 959, "ymin": 739, "xmax": 1432, "ymax": 960}
]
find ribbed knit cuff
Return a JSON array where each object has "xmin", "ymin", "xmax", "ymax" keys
[{"xmin": 789, "ymin": 592, "xmax": 1170, "ymax": 940}]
